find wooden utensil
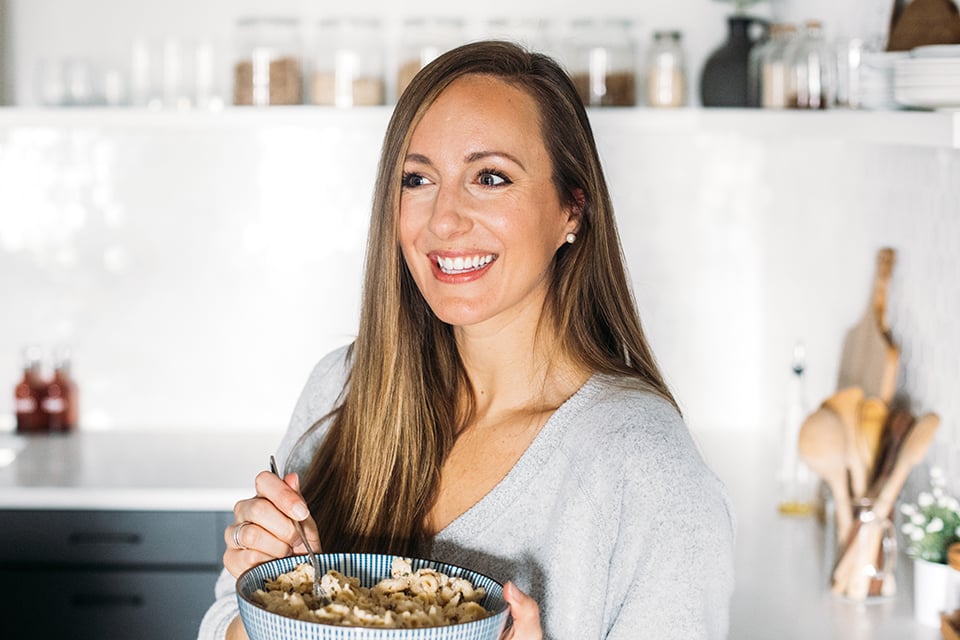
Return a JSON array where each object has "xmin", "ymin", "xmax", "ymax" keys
[
  {"xmin": 823, "ymin": 386, "xmax": 867, "ymax": 499},
  {"xmin": 798, "ymin": 407, "xmax": 853, "ymax": 543},
  {"xmin": 857, "ymin": 398, "xmax": 888, "ymax": 480},
  {"xmin": 868, "ymin": 408, "xmax": 915, "ymax": 497},
  {"xmin": 832, "ymin": 413, "xmax": 940, "ymax": 599},
  {"xmin": 837, "ymin": 248, "xmax": 899, "ymax": 405}
]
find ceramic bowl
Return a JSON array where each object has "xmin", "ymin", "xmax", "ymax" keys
[{"xmin": 237, "ymin": 553, "xmax": 509, "ymax": 640}]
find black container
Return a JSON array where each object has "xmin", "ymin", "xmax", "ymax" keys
[{"xmin": 700, "ymin": 15, "xmax": 768, "ymax": 107}]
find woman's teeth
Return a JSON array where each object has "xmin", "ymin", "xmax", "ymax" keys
[{"xmin": 437, "ymin": 254, "xmax": 495, "ymax": 274}]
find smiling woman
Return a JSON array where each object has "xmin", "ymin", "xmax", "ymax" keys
[{"xmin": 199, "ymin": 40, "xmax": 735, "ymax": 640}]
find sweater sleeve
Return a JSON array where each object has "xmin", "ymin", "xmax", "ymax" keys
[{"xmin": 605, "ymin": 428, "xmax": 736, "ymax": 640}]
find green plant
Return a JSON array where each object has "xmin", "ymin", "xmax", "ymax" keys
[{"xmin": 899, "ymin": 467, "xmax": 960, "ymax": 564}]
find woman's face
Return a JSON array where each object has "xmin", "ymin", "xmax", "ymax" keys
[{"xmin": 398, "ymin": 74, "xmax": 578, "ymax": 333}]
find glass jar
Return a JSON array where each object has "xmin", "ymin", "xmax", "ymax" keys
[
  {"xmin": 746, "ymin": 23, "xmax": 796, "ymax": 108},
  {"xmin": 835, "ymin": 498, "xmax": 897, "ymax": 601},
  {"xmin": 644, "ymin": 30, "xmax": 686, "ymax": 108},
  {"xmin": 784, "ymin": 20, "xmax": 836, "ymax": 109},
  {"xmin": 310, "ymin": 18, "xmax": 385, "ymax": 107},
  {"xmin": 567, "ymin": 19, "xmax": 637, "ymax": 107},
  {"xmin": 233, "ymin": 17, "xmax": 303, "ymax": 106},
  {"xmin": 395, "ymin": 18, "xmax": 464, "ymax": 100}
]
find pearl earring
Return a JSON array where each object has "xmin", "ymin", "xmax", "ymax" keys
[{"xmin": 565, "ymin": 232, "xmax": 577, "ymax": 244}]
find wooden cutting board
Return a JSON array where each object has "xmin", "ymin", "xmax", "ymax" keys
[{"xmin": 837, "ymin": 248, "xmax": 899, "ymax": 404}]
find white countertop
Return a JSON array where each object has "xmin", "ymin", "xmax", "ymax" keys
[
  {"xmin": 695, "ymin": 430, "xmax": 942, "ymax": 640},
  {"xmin": 0, "ymin": 430, "xmax": 279, "ymax": 511}
]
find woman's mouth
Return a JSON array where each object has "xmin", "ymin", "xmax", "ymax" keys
[{"xmin": 435, "ymin": 254, "xmax": 496, "ymax": 275}]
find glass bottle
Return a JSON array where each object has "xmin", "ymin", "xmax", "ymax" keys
[
  {"xmin": 567, "ymin": 18, "xmax": 637, "ymax": 107},
  {"xmin": 645, "ymin": 30, "xmax": 687, "ymax": 108},
  {"xmin": 310, "ymin": 18, "xmax": 385, "ymax": 107},
  {"xmin": 233, "ymin": 17, "xmax": 303, "ymax": 106},
  {"xmin": 15, "ymin": 345, "xmax": 47, "ymax": 434},
  {"xmin": 784, "ymin": 20, "xmax": 837, "ymax": 109},
  {"xmin": 777, "ymin": 342, "xmax": 817, "ymax": 515},
  {"xmin": 395, "ymin": 18, "xmax": 464, "ymax": 101},
  {"xmin": 747, "ymin": 23, "xmax": 796, "ymax": 108},
  {"xmin": 50, "ymin": 346, "xmax": 78, "ymax": 432}
]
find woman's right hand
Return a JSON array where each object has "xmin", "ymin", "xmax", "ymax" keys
[{"xmin": 223, "ymin": 470, "xmax": 321, "ymax": 578}]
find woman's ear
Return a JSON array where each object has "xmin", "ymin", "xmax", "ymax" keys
[{"xmin": 567, "ymin": 188, "xmax": 586, "ymax": 233}]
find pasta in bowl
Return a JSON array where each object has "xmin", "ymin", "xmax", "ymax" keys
[{"xmin": 236, "ymin": 553, "xmax": 509, "ymax": 640}]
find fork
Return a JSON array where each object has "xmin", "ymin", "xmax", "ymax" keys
[{"xmin": 269, "ymin": 455, "xmax": 330, "ymax": 605}]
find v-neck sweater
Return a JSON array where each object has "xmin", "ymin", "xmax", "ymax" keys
[{"xmin": 199, "ymin": 346, "xmax": 735, "ymax": 639}]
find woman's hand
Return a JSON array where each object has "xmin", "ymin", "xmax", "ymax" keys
[
  {"xmin": 223, "ymin": 470, "xmax": 321, "ymax": 579},
  {"xmin": 501, "ymin": 582, "xmax": 543, "ymax": 640}
]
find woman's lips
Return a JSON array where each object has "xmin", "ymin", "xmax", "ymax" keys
[{"xmin": 429, "ymin": 252, "xmax": 497, "ymax": 283}]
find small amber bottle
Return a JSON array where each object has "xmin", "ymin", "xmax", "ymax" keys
[{"xmin": 15, "ymin": 346, "xmax": 47, "ymax": 433}]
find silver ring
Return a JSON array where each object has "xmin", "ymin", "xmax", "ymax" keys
[{"xmin": 233, "ymin": 521, "xmax": 251, "ymax": 550}]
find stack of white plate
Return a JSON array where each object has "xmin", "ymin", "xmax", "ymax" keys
[
  {"xmin": 894, "ymin": 44, "xmax": 960, "ymax": 110},
  {"xmin": 858, "ymin": 52, "xmax": 910, "ymax": 110}
]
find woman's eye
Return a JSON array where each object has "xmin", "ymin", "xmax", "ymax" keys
[
  {"xmin": 478, "ymin": 170, "xmax": 510, "ymax": 187},
  {"xmin": 401, "ymin": 172, "xmax": 429, "ymax": 189}
]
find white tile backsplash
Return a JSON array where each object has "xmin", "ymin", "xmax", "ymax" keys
[{"xmin": 0, "ymin": 112, "xmax": 957, "ymax": 493}]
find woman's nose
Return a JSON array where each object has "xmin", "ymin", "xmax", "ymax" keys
[{"xmin": 428, "ymin": 183, "xmax": 473, "ymax": 238}]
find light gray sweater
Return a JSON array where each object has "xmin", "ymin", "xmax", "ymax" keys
[{"xmin": 199, "ymin": 346, "xmax": 735, "ymax": 639}]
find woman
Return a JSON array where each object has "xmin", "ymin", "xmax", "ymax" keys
[{"xmin": 200, "ymin": 40, "xmax": 734, "ymax": 640}]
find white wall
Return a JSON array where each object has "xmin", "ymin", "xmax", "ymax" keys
[{"xmin": 1, "ymin": 1, "xmax": 957, "ymax": 483}]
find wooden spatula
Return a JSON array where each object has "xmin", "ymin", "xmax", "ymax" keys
[
  {"xmin": 837, "ymin": 248, "xmax": 899, "ymax": 405},
  {"xmin": 823, "ymin": 386, "xmax": 867, "ymax": 499}
]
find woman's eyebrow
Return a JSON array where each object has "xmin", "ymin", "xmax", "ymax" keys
[
  {"xmin": 465, "ymin": 150, "xmax": 525, "ymax": 170},
  {"xmin": 404, "ymin": 153, "xmax": 432, "ymax": 166}
]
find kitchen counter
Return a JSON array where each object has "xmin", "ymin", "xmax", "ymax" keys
[
  {"xmin": 0, "ymin": 429, "xmax": 278, "ymax": 511},
  {"xmin": 0, "ymin": 428, "xmax": 946, "ymax": 638},
  {"xmin": 696, "ymin": 429, "xmax": 942, "ymax": 640}
]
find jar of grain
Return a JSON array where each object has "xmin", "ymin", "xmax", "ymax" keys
[
  {"xmin": 233, "ymin": 17, "xmax": 303, "ymax": 106},
  {"xmin": 310, "ymin": 18, "xmax": 385, "ymax": 107},
  {"xmin": 395, "ymin": 17, "xmax": 464, "ymax": 101},
  {"xmin": 644, "ymin": 30, "xmax": 687, "ymax": 108},
  {"xmin": 567, "ymin": 19, "xmax": 637, "ymax": 107}
]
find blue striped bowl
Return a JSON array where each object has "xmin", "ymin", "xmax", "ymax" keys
[{"xmin": 237, "ymin": 553, "xmax": 509, "ymax": 640}]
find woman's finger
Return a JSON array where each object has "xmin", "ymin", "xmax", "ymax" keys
[
  {"xmin": 282, "ymin": 472, "xmax": 324, "ymax": 553},
  {"xmin": 255, "ymin": 470, "xmax": 311, "ymax": 522},
  {"xmin": 501, "ymin": 581, "xmax": 542, "ymax": 640}
]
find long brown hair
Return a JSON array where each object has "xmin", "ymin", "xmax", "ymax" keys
[{"xmin": 302, "ymin": 40, "xmax": 676, "ymax": 554}]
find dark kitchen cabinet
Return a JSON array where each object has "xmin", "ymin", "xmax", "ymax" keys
[{"xmin": 0, "ymin": 509, "xmax": 232, "ymax": 639}]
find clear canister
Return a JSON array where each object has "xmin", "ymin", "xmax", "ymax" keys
[
  {"xmin": 784, "ymin": 20, "xmax": 836, "ymax": 110},
  {"xmin": 566, "ymin": 19, "xmax": 637, "ymax": 107},
  {"xmin": 644, "ymin": 30, "xmax": 686, "ymax": 108},
  {"xmin": 233, "ymin": 17, "xmax": 303, "ymax": 106},
  {"xmin": 310, "ymin": 18, "xmax": 385, "ymax": 107},
  {"xmin": 395, "ymin": 18, "xmax": 464, "ymax": 100}
]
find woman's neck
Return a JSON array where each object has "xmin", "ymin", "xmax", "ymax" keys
[{"xmin": 454, "ymin": 313, "xmax": 588, "ymax": 427}]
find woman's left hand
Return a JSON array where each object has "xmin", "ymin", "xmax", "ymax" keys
[{"xmin": 501, "ymin": 581, "xmax": 543, "ymax": 640}]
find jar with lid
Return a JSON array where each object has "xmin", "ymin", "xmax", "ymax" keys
[
  {"xmin": 395, "ymin": 18, "xmax": 464, "ymax": 101},
  {"xmin": 644, "ymin": 30, "xmax": 687, "ymax": 108},
  {"xmin": 747, "ymin": 23, "xmax": 797, "ymax": 108},
  {"xmin": 566, "ymin": 19, "xmax": 637, "ymax": 107},
  {"xmin": 233, "ymin": 17, "xmax": 303, "ymax": 106},
  {"xmin": 310, "ymin": 18, "xmax": 385, "ymax": 107},
  {"xmin": 784, "ymin": 20, "xmax": 836, "ymax": 109}
]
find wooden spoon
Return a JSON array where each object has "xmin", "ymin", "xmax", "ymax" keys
[
  {"xmin": 832, "ymin": 413, "xmax": 940, "ymax": 599},
  {"xmin": 868, "ymin": 409, "xmax": 915, "ymax": 497},
  {"xmin": 798, "ymin": 407, "xmax": 853, "ymax": 543},
  {"xmin": 857, "ymin": 398, "xmax": 888, "ymax": 480},
  {"xmin": 823, "ymin": 386, "xmax": 867, "ymax": 499}
]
